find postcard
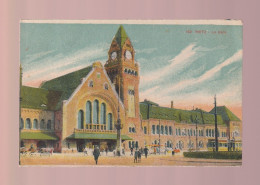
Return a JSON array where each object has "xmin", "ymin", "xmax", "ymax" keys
[{"xmin": 19, "ymin": 20, "xmax": 242, "ymax": 166}]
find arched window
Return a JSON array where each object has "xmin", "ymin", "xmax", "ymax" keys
[
  {"xmin": 78, "ymin": 110, "xmax": 84, "ymax": 129},
  {"xmin": 165, "ymin": 126, "xmax": 168, "ymax": 135},
  {"xmin": 135, "ymin": 141, "xmax": 138, "ymax": 149},
  {"xmin": 161, "ymin": 125, "xmax": 164, "ymax": 134},
  {"xmin": 144, "ymin": 127, "xmax": 147, "ymax": 134},
  {"xmin": 93, "ymin": 100, "xmax": 99, "ymax": 124},
  {"xmin": 107, "ymin": 113, "xmax": 112, "ymax": 130},
  {"xmin": 104, "ymin": 83, "xmax": 109, "ymax": 90},
  {"xmin": 132, "ymin": 127, "xmax": 135, "ymax": 133},
  {"xmin": 25, "ymin": 118, "xmax": 31, "ymax": 129},
  {"xmin": 129, "ymin": 141, "xmax": 131, "ymax": 148},
  {"xmin": 169, "ymin": 126, "xmax": 172, "ymax": 135},
  {"xmin": 100, "ymin": 103, "xmax": 106, "ymax": 124},
  {"xmin": 206, "ymin": 129, "xmax": 208, "ymax": 137},
  {"xmin": 47, "ymin": 120, "xmax": 52, "ymax": 130},
  {"xmin": 132, "ymin": 141, "xmax": 135, "ymax": 148},
  {"xmin": 40, "ymin": 119, "xmax": 45, "ymax": 129},
  {"xmin": 88, "ymin": 80, "xmax": 94, "ymax": 87},
  {"xmin": 20, "ymin": 118, "xmax": 24, "ymax": 129},
  {"xmin": 156, "ymin": 125, "xmax": 160, "ymax": 134},
  {"xmin": 33, "ymin": 119, "xmax": 38, "ymax": 129},
  {"xmin": 212, "ymin": 129, "xmax": 215, "ymax": 137},
  {"xmin": 86, "ymin": 101, "xmax": 92, "ymax": 124},
  {"xmin": 152, "ymin": 125, "xmax": 155, "ymax": 134},
  {"xmin": 178, "ymin": 128, "xmax": 181, "ymax": 136}
]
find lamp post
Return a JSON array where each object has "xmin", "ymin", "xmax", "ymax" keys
[
  {"xmin": 195, "ymin": 115, "xmax": 198, "ymax": 151},
  {"xmin": 214, "ymin": 95, "xmax": 219, "ymax": 152},
  {"xmin": 115, "ymin": 75, "xmax": 122, "ymax": 156},
  {"xmin": 159, "ymin": 119, "xmax": 161, "ymax": 155}
]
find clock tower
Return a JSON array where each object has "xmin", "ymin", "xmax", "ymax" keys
[{"xmin": 105, "ymin": 25, "xmax": 141, "ymax": 133}]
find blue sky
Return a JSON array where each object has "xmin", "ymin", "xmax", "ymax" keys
[{"xmin": 20, "ymin": 22, "xmax": 242, "ymax": 114}]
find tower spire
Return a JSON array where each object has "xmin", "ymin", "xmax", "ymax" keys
[{"xmin": 115, "ymin": 25, "xmax": 129, "ymax": 48}]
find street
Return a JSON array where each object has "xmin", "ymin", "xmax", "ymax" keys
[{"xmin": 20, "ymin": 153, "xmax": 242, "ymax": 166}]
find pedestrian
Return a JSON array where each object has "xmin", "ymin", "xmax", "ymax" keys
[
  {"xmin": 105, "ymin": 147, "xmax": 108, "ymax": 156},
  {"xmin": 122, "ymin": 148, "xmax": 125, "ymax": 155},
  {"xmin": 138, "ymin": 149, "xmax": 141, "ymax": 162},
  {"xmin": 134, "ymin": 149, "xmax": 138, "ymax": 163},
  {"xmin": 154, "ymin": 147, "xmax": 156, "ymax": 155},
  {"xmin": 93, "ymin": 146, "xmax": 100, "ymax": 165},
  {"xmin": 144, "ymin": 147, "xmax": 149, "ymax": 158},
  {"xmin": 130, "ymin": 147, "xmax": 133, "ymax": 156}
]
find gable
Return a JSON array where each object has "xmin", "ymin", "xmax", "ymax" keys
[{"xmin": 64, "ymin": 62, "xmax": 124, "ymax": 110}]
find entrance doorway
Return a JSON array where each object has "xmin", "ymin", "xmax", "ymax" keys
[
  {"xmin": 37, "ymin": 141, "xmax": 46, "ymax": 149},
  {"xmin": 76, "ymin": 140, "xmax": 86, "ymax": 152}
]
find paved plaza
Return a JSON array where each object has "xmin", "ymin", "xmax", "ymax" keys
[{"xmin": 20, "ymin": 152, "xmax": 242, "ymax": 166}]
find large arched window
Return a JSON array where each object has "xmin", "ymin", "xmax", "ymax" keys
[
  {"xmin": 93, "ymin": 100, "xmax": 99, "ymax": 124},
  {"xmin": 169, "ymin": 126, "xmax": 172, "ymax": 135},
  {"xmin": 25, "ymin": 118, "xmax": 31, "ymax": 129},
  {"xmin": 78, "ymin": 110, "xmax": 84, "ymax": 129},
  {"xmin": 100, "ymin": 103, "xmax": 106, "ymax": 124},
  {"xmin": 33, "ymin": 119, "xmax": 38, "ymax": 129},
  {"xmin": 152, "ymin": 125, "xmax": 155, "ymax": 134},
  {"xmin": 47, "ymin": 120, "xmax": 52, "ymax": 130},
  {"xmin": 86, "ymin": 101, "xmax": 92, "ymax": 124},
  {"xmin": 156, "ymin": 125, "xmax": 160, "ymax": 134},
  {"xmin": 20, "ymin": 118, "xmax": 24, "ymax": 129},
  {"xmin": 161, "ymin": 125, "xmax": 164, "ymax": 135},
  {"xmin": 40, "ymin": 119, "xmax": 45, "ymax": 129},
  {"xmin": 165, "ymin": 126, "xmax": 168, "ymax": 135},
  {"xmin": 107, "ymin": 113, "xmax": 113, "ymax": 130}
]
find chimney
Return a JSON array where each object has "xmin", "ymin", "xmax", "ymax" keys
[{"xmin": 171, "ymin": 101, "xmax": 174, "ymax": 108}]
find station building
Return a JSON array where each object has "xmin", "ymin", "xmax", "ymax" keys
[{"xmin": 20, "ymin": 26, "xmax": 242, "ymax": 153}]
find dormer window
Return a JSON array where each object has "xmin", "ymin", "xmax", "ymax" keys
[{"xmin": 88, "ymin": 80, "xmax": 94, "ymax": 87}]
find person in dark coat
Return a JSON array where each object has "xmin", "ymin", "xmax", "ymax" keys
[
  {"xmin": 134, "ymin": 149, "xmax": 138, "ymax": 163},
  {"xmin": 138, "ymin": 149, "xmax": 142, "ymax": 162},
  {"xmin": 93, "ymin": 146, "xmax": 100, "ymax": 165},
  {"xmin": 130, "ymin": 147, "xmax": 133, "ymax": 156},
  {"xmin": 144, "ymin": 147, "xmax": 149, "ymax": 158}
]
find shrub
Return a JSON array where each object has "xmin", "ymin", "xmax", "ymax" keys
[{"xmin": 183, "ymin": 151, "xmax": 242, "ymax": 160}]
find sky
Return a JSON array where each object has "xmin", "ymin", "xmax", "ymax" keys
[{"xmin": 20, "ymin": 22, "xmax": 242, "ymax": 118}]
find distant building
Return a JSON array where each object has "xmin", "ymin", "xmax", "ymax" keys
[{"xmin": 20, "ymin": 26, "xmax": 242, "ymax": 153}]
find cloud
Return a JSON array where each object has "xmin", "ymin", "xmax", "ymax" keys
[
  {"xmin": 159, "ymin": 49, "xmax": 242, "ymax": 95},
  {"xmin": 140, "ymin": 43, "xmax": 202, "ymax": 85},
  {"xmin": 23, "ymin": 44, "xmax": 108, "ymax": 85},
  {"xmin": 22, "ymin": 50, "xmax": 55, "ymax": 64}
]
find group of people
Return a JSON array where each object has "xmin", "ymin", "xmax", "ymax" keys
[
  {"xmin": 92, "ymin": 146, "xmax": 150, "ymax": 165},
  {"xmin": 131, "ymin": 147, "xmax": 149, "ymax": 163}
]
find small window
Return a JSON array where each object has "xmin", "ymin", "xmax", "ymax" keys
[
  {"xmin": 104, "ymin": 83, "xmax": 109, "ymax": 90},
  {"xmin": 132, "ymin": 127, "xmax": 135, "ymax": 133},
  {"xmin": 88, "ymin": 80, "xmax": 94, "ymax": 87},
  {"xmin": 144, "ymin": 127, "xmax": 147, "ymax": 134}
]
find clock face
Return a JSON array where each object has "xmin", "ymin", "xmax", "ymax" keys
[
  {"xmin": 125, "ymin": 50, "xmax": 132, "ymax": 60},
  {"xmin": 111, "ymin": 52, "xmax": 117, "ymax": 60}
]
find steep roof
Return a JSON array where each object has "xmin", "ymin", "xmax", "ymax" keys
[
  {"xmin": 114, "ymin": 25, "xmax": 129, "ymax": 47},
  {"xmin": 40, "ymin": 66, "xmax": 93, "ymax": 110},
  {"xmin": 209, "ymin": 106, "xmax": 241, "ymax": 122},
  {"xmin": 21, "ymin": 86, "xmax": 62, "ymax": 111},
  {"xmin": 140, "ymin": 102, "xmax": 225, "ymax": 125}
]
